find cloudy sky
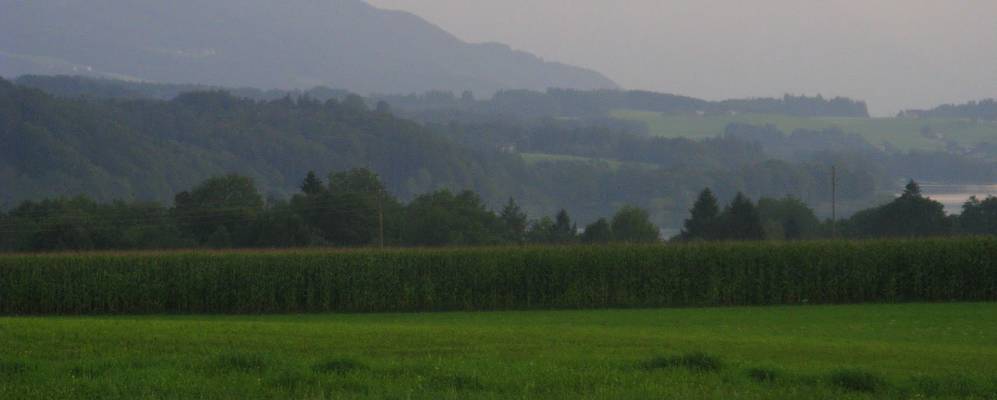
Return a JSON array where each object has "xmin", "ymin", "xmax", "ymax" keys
[{"xmin": 367, "ymin": 0, "xmax": 997, "ymax": 115}]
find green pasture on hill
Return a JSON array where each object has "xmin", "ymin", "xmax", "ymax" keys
[
  {"xmin": 611, "ymin": 109, "xmax": 997, "ymax": 152},
  {"xmin": 520, "ymin": 152, "xmax": 625, "ymax": 168},
  {"xmin": 519, "ymin": 152, "xmax": 657, "ymax": 170},
  {"xmin": 1, "ymin": 304, "xmax": 996, "ymax": 399}
]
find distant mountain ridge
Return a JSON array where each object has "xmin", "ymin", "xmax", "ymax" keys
[
  {"xmin": 900, "ymin": 99, "xmax": 997, "ymax": 121},
  {"xmin": 0, "ymin": 0, "xmax": 617, "ymax": 95},
  {"xmin": 15, "ymin": 75, "xmax": 870, "ymax": 120}
]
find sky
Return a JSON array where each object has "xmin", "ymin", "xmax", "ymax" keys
[{"xmin": 366, "ymin": 0, "xmax": 997, "ymax": 116}]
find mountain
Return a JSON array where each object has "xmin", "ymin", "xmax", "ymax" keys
[{"xmin": 0, "ymin": 0, "xmax": 617, "ymax": 95}]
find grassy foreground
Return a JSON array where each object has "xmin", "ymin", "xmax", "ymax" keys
[{"xmin": 2, "ymin": 304, "xmax": 996, "ymax": 399}]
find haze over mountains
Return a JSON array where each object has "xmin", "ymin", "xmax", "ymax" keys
[
  {"xmin": 1, "ymin": 0, "xmax": 994, "ymax": 233},
  {"xmin": 0, "ymin": 0, "xmax": 616, "ymax": 95},
  {"xmin": 369, "ymin": 0, "xmax": 997, "ymax": 116}
]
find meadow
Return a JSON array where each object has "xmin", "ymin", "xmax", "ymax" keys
[
  {"xmin": 519, "ymin": 152, "xmax": 661, "ymax": 172},
  {"xmin": 1, "ymin": 304, "xmax": 996, "ymax": 399},
  {"xmin": 2, "ymin": 240, "xmax": 995, "ymax": 398},
  {"xmin": 611, "ymin": 109, "xmax": 997, "ymax": 152}
]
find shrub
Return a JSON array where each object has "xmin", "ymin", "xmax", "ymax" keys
[
  {"xmin": 829, "ymin": 369, "xmax": 885, "ymax": 393},
  {"xmin": 747, "ymin": 367, "xmax": 781, "ymax": 383},
  {"xmin": 641, "ymin": 352, "xmax": 723, "ymax": 372},
  {"xmin": 906, "ymin": 374, "xmax": 987, "ymax": 398},
  {"xmin": 0, "ymin": 359, "xmax": 31, "ymax": 376},
  {"xmin": 427, "ymin": 375, "xmax": 485, "ymax": 391},
  {"xmin": 312, "ymin": 359, "xmax": 365, "ymax": 374},
  {"xmin": 214, "ymin": 353, "xmax": 269, "ymax": 373},
  {"xmin": 269, "ymin": 368, "xmax": 317, "ymax": 391},
  {"xmin": 69, "ymin": 362, "xmax": 112, "ymax": 380}
]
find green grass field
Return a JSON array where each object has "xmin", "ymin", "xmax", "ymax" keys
[
  {"xmin": 520, "ymin": 152, "xmax": 658, "ymax": 171},
  {"xmin": 2, "ymin": 304, "xmax": 996, "ymax": 399},
  {"xmin": 520, "ymin": 152, "xmax": 624, "ymax": 168},
  {"xmin": 611, "ymin": 109, "xmax": 997, "ymax": 152}
]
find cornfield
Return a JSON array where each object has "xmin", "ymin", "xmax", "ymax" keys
[{"xmin": 1, "ymin": 238, "xmax": 994, "ymax": 315}]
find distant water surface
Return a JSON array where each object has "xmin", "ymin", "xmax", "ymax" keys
[{"xmin": 920, "ymin": 184, "xmax": 997, "ymax": 214}]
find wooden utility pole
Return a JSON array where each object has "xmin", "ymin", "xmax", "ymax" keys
[{"xmin": 831, "ymin": 165, "xmax": 837, "ymax": 239}]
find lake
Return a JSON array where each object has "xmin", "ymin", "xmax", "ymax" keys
[{"xmin": 920, "ymin": 183, "xmax": 997, "ymax": 214}]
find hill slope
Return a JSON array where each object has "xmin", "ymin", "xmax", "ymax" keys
[
  {"xmin": 0, "ymin": 0, "xmax": 616, "ymax": 95},
  {"xmin": 0, "ymin": 77, "xmax": 531, "ymax": 207}
]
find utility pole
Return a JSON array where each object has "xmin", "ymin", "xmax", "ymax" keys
[{"xmin": 831, "ymin": 165, "xmax": 837, "ymax": 239}]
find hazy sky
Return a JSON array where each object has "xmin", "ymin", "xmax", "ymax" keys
[{"xmin": 367, "ymin": 0, "xmax": 997, "ymax": 116}]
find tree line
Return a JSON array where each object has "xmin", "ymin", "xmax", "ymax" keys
[
  {"xmin": 901, "ymin": 99, "xmax": 997, "ymax": 121},
  {"xmin": 678, "ymin": 181, "xmax": 997, "ymax": 241},
  {"xmin": 0, "ymin": 169, "xmax": 660, "ymax": 252},
  {"xmin": 3, "ymin": 168, "xmax": 995, "ymax": 252}
]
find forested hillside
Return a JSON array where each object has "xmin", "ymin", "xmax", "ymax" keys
[
  {"xmin": 0, "ymin": 77, "xmax": 525, "ymax": 206},
  {"xmin": 903, "ymin": 99, "xmax": 997, "ymax": 121},
  {"xmin": 0, "ymin": 77, "xmax": 887, "ymax": 229}
]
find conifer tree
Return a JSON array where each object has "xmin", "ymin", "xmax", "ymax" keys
[
  {"xmin": 500, "ymin": 198, "xmax": 528, "ymax": 243},
  {"xmin": 680, "ymin": 188, "xmax": 720, "ymax": 240},
  {"xmin": 300, "ymin": 171, "xmax": 325, "ymax": 196},
  {"xmin": 721, "ymin": 192, "xmax": 764, "ymax": 241}
]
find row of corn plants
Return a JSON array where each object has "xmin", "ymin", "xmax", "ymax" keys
[{"xmin": 0, "ymin": 238, "xmax": 995, "ymax": 314}]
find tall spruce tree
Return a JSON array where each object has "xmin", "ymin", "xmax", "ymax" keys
[
  {"xmin": 903, "ymin": 179, "xmax": 922, "ymax": 198},
  {"xmin": 300, "ymin": 171, "xmax": 325, "ymax": 196},
  {"xmin": 552, "ymin": 209, "xmax": 577, "ymax": 243},
  {"xmin": 721, "ymin": 192, "xmax": 764, "ymax": 241},
  {"xmin": 500, "ymin": 198, "xmax": 528, "ymax": 244},
  {"xmin": 680, "ymin": 188, "xmax": 720, "ymax": 240}
]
